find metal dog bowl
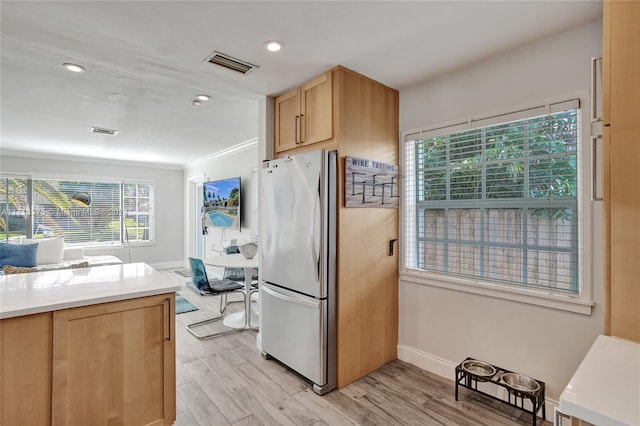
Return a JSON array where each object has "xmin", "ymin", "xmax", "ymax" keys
[
  {"xmin": 500, "ymin": 372, "xmax": 540, "ymax": 393},
  {"xmin": 461, "ymin": 359, "xmax": 497, "ymax": 378}
]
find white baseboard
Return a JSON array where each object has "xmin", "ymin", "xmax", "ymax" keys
[
  {"xmin": 397, "ymin": 344, "xmax": 558, "ymax": 422},
  {"xmin": 149, "ymin": 261, "xmax": 184, "ymax": 270},
  {"xmin": 397, "ymin": 344, "xmax": 457, "ymax": 379}
]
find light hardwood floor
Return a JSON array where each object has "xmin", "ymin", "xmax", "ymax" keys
[{"xmin": 162, "ymin": 268, "xmax": 550, "ymax": 426}]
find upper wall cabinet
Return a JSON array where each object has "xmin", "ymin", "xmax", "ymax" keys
[{"xmin": 274, "ymin": 71, "xmax": 333, "ymax": 153}]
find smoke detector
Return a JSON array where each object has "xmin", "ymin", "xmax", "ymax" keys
[
  {"xmin": 204, "ymin": 51, "xmax": 258, "ymax": 75},
  {"xmin": 90, "ymin": 127, "xmax": 119, "ymax": 135}
]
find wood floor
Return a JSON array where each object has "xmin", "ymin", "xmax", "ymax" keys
[{"xmin": 162, "ymin": 268, "xmax": 551, "ymax": 426}]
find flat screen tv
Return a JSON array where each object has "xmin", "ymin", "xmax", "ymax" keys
[{"xmin": 202, "ymin": 177, "xmax": 241, "ymax": 230}]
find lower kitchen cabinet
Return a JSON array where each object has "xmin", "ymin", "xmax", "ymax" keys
[
  {"xmin": 0, "ymin": 293, "xmax": 176, "ymax": 426},
  {"xmin": 1, "ymin": 312, "xmax": 53, "ymax": 425}
]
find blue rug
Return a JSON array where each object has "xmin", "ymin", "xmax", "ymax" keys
[{"xmin": 176, "ymin": 292, "xmax": 198, "ymax": 314}]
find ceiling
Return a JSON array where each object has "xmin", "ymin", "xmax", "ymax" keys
[{"xmin": 0, "ymin": 1, "xmax": 602, "ymax": 169}]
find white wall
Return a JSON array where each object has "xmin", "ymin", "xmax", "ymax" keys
[
  {"xmin": 398, "ymin": 19, "xmax": 603, "ymax": 405},
  {"xmin": 0, "ymin": 154, "xmax": 184, "ymax": 267},
  {"xmin": 183, "ymin": 144, "xmax": 259, "ymax": 272}
]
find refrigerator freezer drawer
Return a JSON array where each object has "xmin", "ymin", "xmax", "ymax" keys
[{"xmin": 262, "ymin": 283, "xmax": 326, "ymax": 386}]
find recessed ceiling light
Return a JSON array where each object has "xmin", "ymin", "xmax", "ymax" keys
[
  {"xmin": 62, "ymin": 63, "xmax": 86, "ymax": 73},
  {"xmin": 264, "ymin": 41, "xmax": 283, "ymax": 52},
  {"xmin": 196, "ymin": 94, "xmax": 210, "ymax": 101},
  {"xmin": 192, "ymin": 100, "xmax": 202, "ymax": 107}
]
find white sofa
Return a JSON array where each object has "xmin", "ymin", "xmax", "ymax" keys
[
  {"xmin": 4, "ymin": 237, "xmax": 122, "ymax": 272},
  {"xmin": 36, "ymin": 246, "xmax": 123, "ymax": 271}
]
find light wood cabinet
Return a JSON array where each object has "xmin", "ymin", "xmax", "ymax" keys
[
  {"xmin": 1, "ymin": 312, "xmax": 53, "ymax": 425},
  {"xmin": 0, "ymin": 294, "xmax": 176, "ymax": 426},
  {"xmin": 274, "ymin": 88, "xmax": 300, "ymax": 152},
  {"xmin": 274, "ymin": 66, "xmax": 399, "ymax": 388},
  {"xmin": 52, "ymin": 294, "xmax": 176, "ymax": 426},
  {"xmin": 274, "ymin": 71, "xmax": 333, "ymax": 153},
  {"xmin": 602, "ymin": 0, "xmax": 640, "ymax": 342}
]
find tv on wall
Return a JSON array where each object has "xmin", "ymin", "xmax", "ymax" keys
[{"xmin": 202, "ymin": 177, "xmax": 241, "ymax": 230}]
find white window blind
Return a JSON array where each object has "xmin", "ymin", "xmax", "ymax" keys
[
  {"xmin": 32, "ymin": 179, "xmax": 121, "ymax": 246},
  {"xmin": 23, "ymin": 179, "xmax": 153, "ymax": 246},
  {"xmin": 404, "ymin": 103, "xmax": 580, "ymax": 294}
]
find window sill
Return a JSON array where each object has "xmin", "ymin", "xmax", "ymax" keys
[{"xmin": 400, "ymin": 269, "xmax": 594, "ymax": 315}]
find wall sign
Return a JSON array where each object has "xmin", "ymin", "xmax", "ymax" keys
[{"xmin": 345, "ymin": 156, "xmax": 398, "ymax": 208}]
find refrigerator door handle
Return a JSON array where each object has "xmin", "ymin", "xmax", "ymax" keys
[
  {"xmin": 263, "ymin": 285, "xmax": 320, "ymax": 308},
  {"xmin": 312, "ymin": 184, "xmax": 321, "ymax": 283}
]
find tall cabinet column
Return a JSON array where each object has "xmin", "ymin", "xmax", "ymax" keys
[
  {"xmin": 603, "ymin": 0, "xmax": 640, "ymax": 342},
  {"xmin": 273, "ymin": 66, "xmax": 399, "ymax": 387}
]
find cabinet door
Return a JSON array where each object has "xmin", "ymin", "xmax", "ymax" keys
[
  {"xmin": 301, "ymin": 71, "xmax": 333, "ymax": 146},
  {"xmin": 0, "ymin": 313, "xmax": 52, "ymax": 426},
  {"xmin": 52, "ymin": 294, "xmax": 176, "ymax": 426},
  {"xmin": 275, "ymin": 88, "xmax": 301, "ymax": 153}
]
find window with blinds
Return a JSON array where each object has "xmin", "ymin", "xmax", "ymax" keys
[
  {"xmin": 32, "ymin": 179, "xmax": 122, "ymax": 245},
  {"xmin": 0, "ymin": 177, "xmax": 154, "ymax": 247},
  {"xmin": 404, "ymin": 101, "xmax": 580, "ymax": 294},
  {"xmin": 123, "ymin": 182, "xmax": 153, "ymax": 243},
  {"xmin": 0, "ymin": 177, "xmax": 29, "ymax": 241}
]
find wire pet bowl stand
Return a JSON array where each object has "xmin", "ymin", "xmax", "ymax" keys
[{"xmin": 455, "ymin": 357, "xmax": 546, "ymax": 426}]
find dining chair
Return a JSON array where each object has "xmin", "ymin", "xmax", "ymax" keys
[{"xmin": 185, "ymin": 257, "xmax": 245, "ymax": 339}]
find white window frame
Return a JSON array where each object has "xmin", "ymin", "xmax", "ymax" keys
[
  {"xmin": 122, "ymin": 180, "xmax": 155, "ymax": 246},
  {"xmin": 400, "ymin": 92, "xmax": 595, "ymax": 315}
]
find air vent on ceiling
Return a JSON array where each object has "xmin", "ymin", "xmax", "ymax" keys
[
  {"xmin": 90, "ymin": 127, "xmax": 119, "ymax": 135},
  {"xmin": 204, "ymin": 51, "xmax": 258, "ymax": 74}
]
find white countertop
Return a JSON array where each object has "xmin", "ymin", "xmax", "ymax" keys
[
  {"xmin": 0, "ymin": 262, "xmax": 181, "ymax": 319},
  {"xmin": 559, "ymin": 334, "xmax": 640, "ymax": 426}
]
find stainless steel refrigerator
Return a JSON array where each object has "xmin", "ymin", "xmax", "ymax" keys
[{"xmin": 261, "ymin": 149, "xmax": 337, "ymax": 395}]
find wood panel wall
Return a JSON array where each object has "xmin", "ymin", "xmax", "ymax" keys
[
  {"xmin": 603, "ymin": 0, "xmax": 640, "ymax": 342},
  {"xmin": 334, "ymin": 67, "xmax": 399, "ymax": 387}
]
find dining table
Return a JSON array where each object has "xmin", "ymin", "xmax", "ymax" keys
[{"xmin": 205, "ymin": 253, "xmax": 258, "ymax": 329}]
